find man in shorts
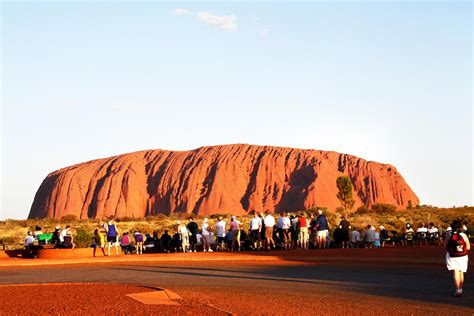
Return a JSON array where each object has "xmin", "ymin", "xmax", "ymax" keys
[
  {"xmin": 249, "ymin": 211, "xmax": 262, "ymax": 250},
  {"xmin": 264, "ymin": 210, "xmax": 276, "ymax": 250},
  {"xmin": 315, "ymin": 210, "xmax": 329, "ymax": 249}
]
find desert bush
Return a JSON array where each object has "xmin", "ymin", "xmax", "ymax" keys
[
  {"xmin": 117, "ymin": 216, "xmax": 135, "ymax": 222},
  {"xmin": 74, "ymin": 227, "xmax": 93, "ymax": 248},
  {"xmin": 355, "ymin": 205, "xmax": 370, "ymax": 215},
  {"xmin": 372, "ymin": 203, "xmax": 397, "ymax": 214},
  {"xmin": 60, "ymin": 214, "xmax": 78, "ymax": 222}
]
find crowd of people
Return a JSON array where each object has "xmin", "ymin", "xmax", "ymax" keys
[
  {"xmin": 59, "ymin": 212, "xmax": 467, "ymax": 255},
  {"xmin": 24, "ymin": 212, "xmax": 471, "ymax": 255}
]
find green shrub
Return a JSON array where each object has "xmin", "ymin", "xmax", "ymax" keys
[{"xmin": 74, "ymin": 227, "xmax": 93, "ymax": 248}]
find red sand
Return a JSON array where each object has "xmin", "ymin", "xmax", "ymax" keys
[
  {"xmin": 0, "ymin": 248, "xmax": 472, "ymax": 315},
  {"xmin": 0, "ymin": 283, "xmax": 220, "ymax": 315}
]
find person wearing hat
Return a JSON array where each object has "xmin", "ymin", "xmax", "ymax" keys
[
  {"xmin": 379, "ymin": 225, "xmax": 392, "ymax": 247},
  {"xmin": 403, "ymin": 223, "xmax": 415, "ymax": 247},
  {"xmin": 201, "ymin": 218, "xmax": 213, "ymax": 252},
  {"xmin": 50, "ymin": 226, "xmax": 62, "ymax": 247},
  {"xmin": 177, "ymin": 221, "xmax": 189, "ymax": 252}
]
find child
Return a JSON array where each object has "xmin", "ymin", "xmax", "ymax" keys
[{"xmin": 93, "ymin": 228, "xmax": 106, "ymax": 257}]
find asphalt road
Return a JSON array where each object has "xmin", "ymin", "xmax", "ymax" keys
[{"xmin": 0, "ymin": 248, "xmax": 472, "ymax": 315}]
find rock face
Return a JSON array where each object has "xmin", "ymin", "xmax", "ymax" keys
[{"xmin": 29, "ymin": 144, "xmax": 419, "ymax": 219}]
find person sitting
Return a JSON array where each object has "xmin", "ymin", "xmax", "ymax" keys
[
  {"xmin": 62, "ymin": 232, "xmax": 75, "ymax": 249},
  {"xmin": 404, "ymin": 223, "xmax": 416, "ymax": 247},
  {"xmin": 143, "ymin": 234, "xmax": 155, "ymax": 253},
  {"xmin": 416, "ymin": 223, "xmax": 428, "ymax": 246},
  {"xmin": 120, "ymin": 232, "xmax": 132, "ymax": 254},
  {"xmin": 50, "ymin": 226, "xmax": 62, "ymax": 248},
  {"xmin": 427, "ymin": 222, "xmax": 440, "ymax": 245},
  {"xmin": 379, "ymin": 226, "xmax": 392, "ymax": 247}
]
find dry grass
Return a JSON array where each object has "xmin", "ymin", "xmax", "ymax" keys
[{"xmin": 1, "ymin": 206, "xmax": 472, "ymax": 249}]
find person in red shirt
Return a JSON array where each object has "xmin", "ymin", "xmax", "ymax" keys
[{"xmin": 298, "ymin": 214, "xmax": 309, "ymax": 249}]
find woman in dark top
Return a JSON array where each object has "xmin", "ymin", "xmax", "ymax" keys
[{"xmin": 106, "ymin": 216, "xmax": 119, "ymax": 255}]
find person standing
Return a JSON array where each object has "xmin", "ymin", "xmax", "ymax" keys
[
  {"xmin": 277, "ymin": 212, "xmax": 291, "ymax": 250},
  {"xmin": 106, "ymin": 216, "xmax": 119, "ymax": 255},
  {"xmin": 249, "ymin": 212, "xmax": 262, "ymax": 250},
  {"xmin": 264, "ymin": 211, "xmax": 276, "ymax": 251},
  {"xmin": 315, "ymin": 210, "xmax": 329, "ymax": 249},
  {"xmin": 215, "ymin": 216, "xmax": 227, "ymax": 251},
  {"xmin": 230, "ymin": 216, "xmax": 241, "ymax": 251},
  {"xmin": 445, "ymin": 219, "xmax": 470, "ymax": 297},
  {"xmin": 339, "ymin": 217, "xmax": 351, "ymax": 249},
  {"xmin": 201, "ymin": 218, "xmax": 213, "ymax": 252},
  {"xmin": 187, "ymin": 217, "xmax": 199, "ymax": 252},
  {"xmin": 177, "ymin": 221, "xmax": 189, "ymax": 253},
  {"xmin": 297, "ymin": 214, "xmax": 309, "ymax": 249}
]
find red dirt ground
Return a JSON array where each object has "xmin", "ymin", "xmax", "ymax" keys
[
  {"xmin": 0, "ymin": 247, "xmax": 472, "ymax": 315},
  {"xmin": 0, "ymin": 283, "xmax": 220, "ymax": 315}
]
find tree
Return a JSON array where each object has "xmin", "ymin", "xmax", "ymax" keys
[{"xmin": 336, "ymin": 175, "xmax": 355, "ymax": 218}]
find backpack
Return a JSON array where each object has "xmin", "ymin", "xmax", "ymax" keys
[{"xmin": 447, "ymin": 231, "xmax": 468, "ymax": 257}]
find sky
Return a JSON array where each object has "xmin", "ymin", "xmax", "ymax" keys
[{"xmin": 1, "ymin": 1, "xmax": 472, "ymax": 219}]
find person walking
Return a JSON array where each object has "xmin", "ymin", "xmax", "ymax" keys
[{"xmin": 445, "ymin": 219, "xmax": 470, "ymax": 297}]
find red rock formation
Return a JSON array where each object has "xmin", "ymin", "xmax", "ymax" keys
[{"xmin": 28, "ymin": 144, "xmax": 419, "ymax": 219}]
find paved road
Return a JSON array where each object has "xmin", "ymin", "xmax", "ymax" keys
[{"xmin": 0, "ymin": 248, "xmax": 472, "ymax": 315}]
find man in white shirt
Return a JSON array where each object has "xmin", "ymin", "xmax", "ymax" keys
[
  {"xmin": 277, "ymin": 212, "xmax": 291, "ymax": 249},
  {"xmin": 264, "ymin": 211, "xmax": 276, "ymax": 250},
  {"xmin": 215, "ymin": 216, "xmax": 227, "ymax": 251},
  {"xmin": 60, "ymin": 225, "xmax": 71, "ymax": 243},
  {"xmin": 249, "ymin": 212, "xmax": 262, "ymax": 250},
  {"xmin": 25, "ymin": 231, "xmax": 36, "ymax": 247}
]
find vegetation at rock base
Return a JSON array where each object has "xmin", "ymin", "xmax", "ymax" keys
[{"xmin": 1, "ymin": 205, "xmax": 472, "ymax": 249}]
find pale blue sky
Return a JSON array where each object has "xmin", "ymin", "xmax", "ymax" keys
[{"xmin": 1, "ymin": 1, "xmax": 472, "ymax": 219}]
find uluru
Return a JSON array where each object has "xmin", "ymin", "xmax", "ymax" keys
[{"xmin": 29, "ymin": 144, "xmax": 419, "ymax": 219}]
